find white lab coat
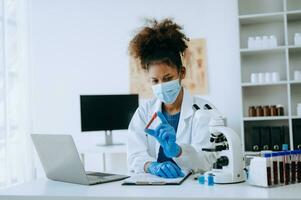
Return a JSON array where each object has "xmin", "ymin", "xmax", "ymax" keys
[{"xmin": 127, "ymin": 88, "xmax": 217, "ymax": 173}]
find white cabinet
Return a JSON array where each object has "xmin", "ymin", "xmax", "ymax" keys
[{"xmin": 238, "ymin": 0, "xmax": 301, "ymax": 153}]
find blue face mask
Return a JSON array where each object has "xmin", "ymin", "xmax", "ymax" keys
[{"xmin": 152, "ymin": 79, "xmax": 181, "ymax": 104}]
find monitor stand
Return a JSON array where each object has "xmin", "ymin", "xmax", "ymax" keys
[{"xmin": 97, "ymin": 130, "xmax": 125, "ymax": 146}]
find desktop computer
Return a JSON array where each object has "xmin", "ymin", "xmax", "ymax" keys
[{"xmin": 80, "ymin": 94, "xmax": 139, "ymax": 146}]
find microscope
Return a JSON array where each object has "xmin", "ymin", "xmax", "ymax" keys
[{"xmin": 193, "ymin": 104, "xmax": 246, "ymax": 184}]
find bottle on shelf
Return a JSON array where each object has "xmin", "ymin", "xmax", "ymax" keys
[
  {"xmin": 269, "ymin": 35, "xmax": 278, "ymax": 48},
  {"xmin": 264, "ymin": 72, "xmax": 272, "ymax": 83},
  {"xmin": 270, "ymin": 105, "xmax": 277, "ymax": 116},
  {"xmin": 297, "ymin": 103, "xmax": 301, "ymax": 116},
  {"xmin": 248, "ymin": 106, "xmax": 256, "ymax": 117},
  {"xmin": 250, "ymin": 73, "xmax": 258, "ymax": 83},
  {"xmin": 248, "ymin": 37, "xmax": 255, "ymax": 49},
  {"xmin": 276, "ymin": 105, "xmax": 284, "ymax": 116},
  {"xmin": 294, "ymin": 33, "xmax": 301, "ymax": 46},
  {"xmin": 271, "ymin": 72, "xmax": 280, "ymax": 82},
  {"xmin": 263, "ymin": 105, "xmax": 271, "ymax": 116},
  {"xmin": 256, "ymin": 106, "xmax": 263, "ymax": 117},
  {"xmin": 262, "ymin": 36, "xmax": 269, "ymax": 48},
  {"xmin": 294, "ymin": 71, "xmax": 301, "ymax": 81},
  {"xmin": 258, "ymin": 73, "xmax": 265, "ymax": 83},
  {"xmin": 255, "ymin": 36, "xmax": 262, "ymax": 49}
]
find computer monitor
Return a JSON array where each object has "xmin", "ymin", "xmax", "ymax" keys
[{"xmin": 80, "ymin": 94, "xmax": 139, "ymax": 146}]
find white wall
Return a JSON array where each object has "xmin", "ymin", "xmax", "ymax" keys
[{"xmin": 29, "ymin": 0, "xmax": 241, "ymax": 171}]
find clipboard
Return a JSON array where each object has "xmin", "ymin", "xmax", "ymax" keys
[{"xmin": 122, "ymin": 171, "xmax": 191, "ymax": 186}]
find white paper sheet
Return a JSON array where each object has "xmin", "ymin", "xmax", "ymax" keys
[{"xmin": 123, "ymin": 171, "xmax": 190, "ymax": 185}]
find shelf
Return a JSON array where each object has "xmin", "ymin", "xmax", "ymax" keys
[
  {"xmin": 240, "ymin": 46, "xmax": 286, "ymax": 54},
  {"xmin": 292, "ymin": 116, "xmax": 301, "ymax": 119},
  {"xmin": 290, "ymin": 80, "xmax": 301, "ymax": 84},
  {"xmin": 240, "ymin": 45, "xmax": 301, "ymax": 52},
  {"xmin": 241, "ymin": 81, "xmax": 287, "ymax": 87},
  {"xmin": 239, "ymin": 12, "xmax": 284, "ymax": 25},
  {"xmin": 243, "ymin": 116, "xmax": 289, "ymax": 121},
  {"xmin": 286, "ymin": 10, "xmax": 301, "ymax": 15}
]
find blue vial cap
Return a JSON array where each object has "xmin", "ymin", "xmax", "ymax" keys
[
  {"xmin": 263, "ymin": 153, "xmax": 272, "ymax": 158},
  {"xmin": 208, "ymin": 175, "xmax": 214, "ymax": 186},
  {"xmin": 271, "ymin": 152, "xmax": 279, "ymax": 156},
  {"xmin": 198, "ymin": 175, "xmax": 205, "ymax": 185},
  {"xmin": 291, "ymin": 150, "xmax": 298, "ymax": 155},
  {"xmin": 282, "ymin": 144, "xmax": 289, "ymax": 151},
  {"xmin": 278, "ymin": 152, "xmax": 285, "ymax": 156}
]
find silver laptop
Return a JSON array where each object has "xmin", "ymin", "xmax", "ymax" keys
[{"xmin": 31, "ymin": 134, "xmax": 129, "ymax": 185}]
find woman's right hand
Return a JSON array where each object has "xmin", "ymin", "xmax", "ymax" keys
[
  {"xmin": 146, "ymin": 161, "xmax": 184, "ymax": 178},
  {"xmin": 145, "ymin": 111, "xmax": 181, "ymax": 158}
]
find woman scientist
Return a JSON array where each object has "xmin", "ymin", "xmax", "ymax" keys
[{"xmin": 127, "ymin": 19, "xmax": 216, "ymax": 178}]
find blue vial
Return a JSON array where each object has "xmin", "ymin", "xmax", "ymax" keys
[
  {"xmin": 282, "ymin": 144, "xmax": 289, "ymax": 151},
  {"xmin": 207, "ymin": 174, "xmax": 214, "ymax": 186},
  {"xmin": 198, "ymin": 175, "xmax": 205, "ymax": 185}
]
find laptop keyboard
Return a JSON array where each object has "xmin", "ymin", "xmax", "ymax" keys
[
  {"xmin": 86, "ymin": 172, "xmax": 115, "ymax": 183},
  {"xmin": 86, "ymin": 172, "xmax": 128, "ymax": 184},
  {"xmin": 87, "ymin": 172, "xmax": 113, "ymax": 177}
]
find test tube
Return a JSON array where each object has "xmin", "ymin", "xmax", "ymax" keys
[
  {"xmin": 298, "ymin": 150, "xmax": 301, "ymax": 183},
  {"xmin": 291, "ymin": 150, "xmax": 297, "ymax": 184},
  {"xmin": 278, "ymin": 151, "xmax": 285, "ymax": 185},
  {"xmin": 145, "ymin": 112, "xmax": 158, "ymax": 129},
  {"xmin": 284, "ymin": 151, "xmax": 291, "ymax": 185},
  {"xmin": 271, "ymin": 152, "xmax": 279, "ymax": 185},
  {"xmin": 264, "ymin": 153, "xmax": 272, "ymax": 186}
]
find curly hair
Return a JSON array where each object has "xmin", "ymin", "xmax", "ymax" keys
[{"xmin": 128, "ymin": 18, "xmax": 189, "ymax": 71}]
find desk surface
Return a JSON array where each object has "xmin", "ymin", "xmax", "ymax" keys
[{"xmin": 1, "ymin": 177, "xmax": 301, "ymax": 200}]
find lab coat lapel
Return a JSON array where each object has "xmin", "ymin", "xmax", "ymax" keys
[
  {"xmin": 176, "ymin": 89, "xmax": 194, "ymax": 142},
  {"xmin": 151, "ymin": 98, "xmax": 163, "ymax": 159}
]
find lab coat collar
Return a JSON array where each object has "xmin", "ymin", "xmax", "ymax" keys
[
  {"xmin": 180, "ymin": 88, "xmax": 194, "ymax": 119},
  {"xmin": 152, "ymin": 88, "xmax": 194, "ymax": 119}
]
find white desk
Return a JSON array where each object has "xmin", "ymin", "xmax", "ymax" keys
[{"xmin": 1, "ymin": 177, "xmax": 301, "ymax": 200}]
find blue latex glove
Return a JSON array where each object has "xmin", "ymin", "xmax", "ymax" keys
[
  {"xmin": 147, "ymin": 161, "xmax": 185, "ymax": 178},
  {"xmin": 145, "ymin": 111, "xmax": 181, "ymax": 158}
]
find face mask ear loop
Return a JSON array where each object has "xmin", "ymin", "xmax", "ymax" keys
[{"xmin": 178, "ymin": 67, "xmax": 183, "ymax": 86}]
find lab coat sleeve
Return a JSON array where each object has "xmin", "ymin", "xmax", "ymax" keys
[
  {"xmin": 127, "ymin": 107, "xmax": 156, "ymax": 173},
  {"xmin": 174, "ymin": 112, "xmax": 216, "ymax": 172}
]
